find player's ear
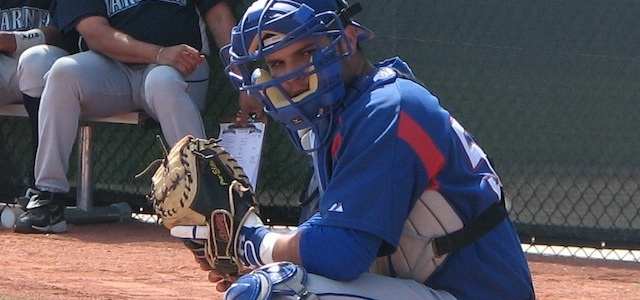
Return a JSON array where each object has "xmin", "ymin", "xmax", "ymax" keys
[{"xmin": 342, "ymin": 25, "xmax": 359, "ymax": 54}]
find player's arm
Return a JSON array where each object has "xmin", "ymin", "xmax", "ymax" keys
[
  {"xmin": 202, "ymin": 1, "xmax": 235, "ymax": 50},
  {"xmin": 0, "ymin": 25, "xmax": 63, "ymax": 53},
  {"xmin": 240, "ymin": 213, "xmax": 381, "ymax": 280},
  {"xmin": 0, "ymin": 32, "xmax": 17, "ymax": 52},
  {"xmin": 40, "ymin": 26, "xmax": 66, "ymax": 48},
  {"xmin": 74, "ymin": 16, "xmax": 203, "ymax": 75},
  {"xmin": 272, "ymin": 231, "xmax": 303, "ymax": 264},
  {"xmin": 203, "ymin": 1, "xmax": 265, "ymax": 125},
  {"xmin": 181, "ymin": 212, "xmax": 381, "ymax": 291},
  {"xmin": 279, "ymin": 223, "xmax": 381, "ymax": 280}
]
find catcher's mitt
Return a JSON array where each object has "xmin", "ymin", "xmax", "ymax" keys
[{"xmin": 147, "ymin": 135, "xmax": 259, "ymax": 277}]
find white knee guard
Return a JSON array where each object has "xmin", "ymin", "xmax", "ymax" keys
[{"xmin": 225, "ymin": 262, "xmax": 318, "ymax": 300}]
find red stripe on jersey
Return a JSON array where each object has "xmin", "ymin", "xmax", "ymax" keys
[
  {"xmin": 331, "ymin": 117, "xmax": 344, "ymax": 160},
  {"xmin": 331, "ymin": 132, "xmax": 342, "ymax": 161},
  {"xmin": 398, "ymin": 110, "xmax": 444, "ymax": 189}
]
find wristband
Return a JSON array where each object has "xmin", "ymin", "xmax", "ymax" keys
[
  {"xmin": 259, "ymin": 232, "xmax": 278, "ymax": 265},
  {"xmin": 13, "ymin": 28, "xmax": 45, "ymax": 54},
  {"xmin": 169, "ymin": 212, "xmax": 278, "ymax": 268},
  {"xmin": 155, "ymin": 47, "xmax": 164, "ymax": 64},
  {"xmin": 239, "ymin": 222, "xmax": 278, "ymax": 268}
]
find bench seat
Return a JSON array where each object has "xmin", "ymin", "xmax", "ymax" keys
[{"xmin": 0, "ymin": 103, "xmax": 152, "ymax": 224}]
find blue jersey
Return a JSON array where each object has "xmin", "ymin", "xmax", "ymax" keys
[
  {"xmin": 1, "ymin": 0, "xmax": 54, "ymax": 31},
  {"xmin": 56, "ymin": 0, "xmax": 220, "ymax": 51},
  {"xmin": 311, "ymin": 57, "xmax": 534, "ymax": 299}
]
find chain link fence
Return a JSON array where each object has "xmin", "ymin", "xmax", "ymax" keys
[{"xmin": 1, "ymin": 0, "xmax": 640, "ymax": 262}]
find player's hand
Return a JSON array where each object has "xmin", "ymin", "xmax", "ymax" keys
[
  {"xmin": 236, "ymin": 92, "xmax": 265, "ymax": 127},
  {"xmin": 193, "ymin": 256, "xmax": 253, "ymax": 292},
  {"xmin": 0, "ymin": 31, "xmax": 18, "ymax": 53},
  {"xmin": 156, "ymin": 44, "xmax": 204, "ymax": 76},
  {"xmin": 210, "ymin": 269, "xmax": 253, "ymax": 292}
]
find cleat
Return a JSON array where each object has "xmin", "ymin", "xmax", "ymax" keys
[
  {"xmin": 14, "ymin": 189, "xmax": 67, "ymax": 234},
  {"xmin": 16, "ymin": 188, "xmax": 38, "ymax": 209}
]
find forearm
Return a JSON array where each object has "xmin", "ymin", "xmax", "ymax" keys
[
  {"xmin": 92, "ymin": 31, "xmax": 160, "ymax": 63},
  {"xmin": 238, "ymin": 215, "xmax": 304, "ymax": 267},
  {"xmin": 0, "ymin": 32, "xmax": 17, "ymax": 52},
  {"xmin": 40, "ymin": 26, "xmax": 67, "ymax": 50},
  {"xmin": 76, "ymin": 16, "xmax": 159, "ymax": 63},
  {"xmin": 272, "ymin": 231, "xmax": 303, "ymax": 264},
  {"xmin": 204, "ymin": 1, "xmax": 236, "ymax": 49},
  {"xmin": 297, "ymin": 226, "xmax": 381, "ymax": 281},
  {"xmin": 0, "ymin": 26, "xmax": 57, "ymax": 53}
]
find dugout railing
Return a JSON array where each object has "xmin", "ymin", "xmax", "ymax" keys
[{"xmin": 1, "ymin": 0, "xmax": 640, "ymax": 262}]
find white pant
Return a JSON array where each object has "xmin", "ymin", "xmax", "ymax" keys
[
  {"xmin": 0, "ymin": 45, "xmax": 63, "ymax": 104},
  {"xmin": 35, "ymin": 50, "xmax": 210, "ymax": 192},
  {"xmin": 17, "ymin": 45, "xmax": 70, "ymax": 98},
  {"xmin": 0, "ymin": 52, "xmax": 21, "ymax": 104}
]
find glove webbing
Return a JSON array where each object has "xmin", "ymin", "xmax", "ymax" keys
[{"xmin": 205, "ymin": 179, "xmax": 248, "ymax": 276}]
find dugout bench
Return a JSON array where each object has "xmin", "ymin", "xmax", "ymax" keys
[{"xmin": 0, "ymin": 103, "xmax": 154, "ymax": 224}]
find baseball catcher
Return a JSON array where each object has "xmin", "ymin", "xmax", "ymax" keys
[
  {"xmin": 147, "ymin": 0, "xmax": 536, "ymax": 297},
  {"xmin": 147, "ymin": 135, "xmax": 261, "ymax": 278}
]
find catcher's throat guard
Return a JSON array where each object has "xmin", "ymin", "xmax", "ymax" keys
[{"xmin": 145, "ymin": 135, "xmax": 260, "ymax": 277}]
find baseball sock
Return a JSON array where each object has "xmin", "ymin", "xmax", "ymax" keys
[{"xmin": 22, "ymin": 94, "xmax": 40, "ymax": 187}]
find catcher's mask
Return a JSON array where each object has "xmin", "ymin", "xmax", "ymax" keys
[{"xmin": 220, "ymin": 0, "xmax": 373, "ymax": 152}]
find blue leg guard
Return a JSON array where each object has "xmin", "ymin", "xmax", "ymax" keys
[{"xmin": 225, "ymin": 262, "xmax": 318, "ymax": 300}]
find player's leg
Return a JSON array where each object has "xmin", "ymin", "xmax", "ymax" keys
[
  {"xmin": 226, "ymin": 262, "xmax": 456, "ymax": 300},
  {"xmin": 0, "ymin": 53, "xmax": 24, "ymax": 219},
  {"xmin": 140, "ymin": 62, "xmax": 209, "ymax": 146},
  {"xmin": 302, "ymin": 272, "xmax": 455, "ymax": 300},
  {"xmin": 35, "ymin": 50, "xmax": 137, "ymax": 192},
  {"xmin": 17, "ymin": 45, "xmax": 70, "ymax": 188},
  {"xmin": 0, "ymin": 54, "xmax": 21, "ymax": 105},
  {"xmin": 17, "ymin": 45, "xmax": 69, "ymax": 99},
  {"xmin": 15, "ymin": 51, "xmax": 136, "ymax": 234}
]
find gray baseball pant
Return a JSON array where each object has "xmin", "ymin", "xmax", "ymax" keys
[{"xmin": 35, "ymin": 50, "xmax": 209, "ymax": 193}]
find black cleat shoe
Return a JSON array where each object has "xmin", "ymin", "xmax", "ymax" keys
[
  {"xmin": 14, "ymin": 189, "xmax": 67, "ymax": 234},
  {"xmin": 16, "ymin": 188, "xmax": 38, "ymax": 209}
]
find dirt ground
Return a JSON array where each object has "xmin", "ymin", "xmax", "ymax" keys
[{"xmin": 1, "ymin": 219, "xmax": 639, "ymax": 300}]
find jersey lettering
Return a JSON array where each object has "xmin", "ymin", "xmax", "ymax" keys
[
  {"xmin": 450, "ymin": 117, "xmax": 501, "ymax": 197},
  {"xmin": 105, "ymin": 0, "xmax": 187, "ymax": 17},
  {"xmin": 106, "ymin": 0, "xmax": 139, "ymax": 17},
  {"xmin": 0, "ymin": 7, "xmax": 50, "ymax": 31},
  {"xmin": 451, "ymin": 117, "xmax": 484, "ymax": 170}
]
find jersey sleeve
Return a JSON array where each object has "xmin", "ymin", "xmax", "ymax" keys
[
  {"xmin": 299, "ymin": 223, "xmax": 381, "ymax": 281},
  {"xmin": 47, "ymin": 0, "xmax": 57, "ymax": 28},
  {"xmin": 56, "ymin": 0, "xmax": 105, "ymax": 33},
  {"xmin": 317, "ymin": 79, "xmax": 451, "ymax": 255}
]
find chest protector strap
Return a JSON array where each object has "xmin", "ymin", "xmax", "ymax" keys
[{"xmin": 432, "ymin": 196, "xmax": 508, "ymax": 257}]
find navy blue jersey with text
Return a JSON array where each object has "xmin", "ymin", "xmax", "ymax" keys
[
  {"xmin": 56, "ymin": 0, "xmax": 221, "ymax": 51},
  {"xmin": 1, "ymin": 0, "xmax": 54, "ymax": 31}
]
